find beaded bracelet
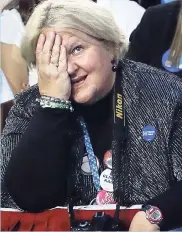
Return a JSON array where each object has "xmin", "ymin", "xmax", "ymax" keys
[{"xmin": 38, "ymin": 95, "xmax": 74, "ymax": 112}]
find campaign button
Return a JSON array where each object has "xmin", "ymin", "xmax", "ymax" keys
[
  {"xmin": 96, "ymin": 190, "xmax": 115, "ymax": 205},
  {"xmin": 81, "ymin": 155, "xmax": 99, "ymax": 175},
  {"xmin": 142, "ymin": 125, "xmax": 156, "ymax": 142},
  {"xmin": 103, "ymin": 150, "xmax": 112, "ymax": 169},
  {"xmin": 162, "ymin": 49, "xmax": 182, "ymax": 72},
  {"xmin": 100, "ymin": 169, "xmax": 113, "ymax": 192}
]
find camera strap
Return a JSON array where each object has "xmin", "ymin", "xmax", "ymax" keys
[
  {"xmin": 112, "ymin": 63, "xmax": 128, "ymax": 220},
  {"xmin": 69, "ymin": 63, "xmax": 128, "ymax": 230},
  {"xmin": 79, "ymin": 62, "xmax": 127, "ymax": 201}
]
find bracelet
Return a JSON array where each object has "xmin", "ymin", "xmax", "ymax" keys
[{"xmin": 37, "ymin": 95, "xmax": 74, "ymax": 112}]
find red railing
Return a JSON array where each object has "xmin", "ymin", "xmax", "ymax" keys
[{"xmin": 1, "ymin": 206, "xmax": 140, "ymax": 231}]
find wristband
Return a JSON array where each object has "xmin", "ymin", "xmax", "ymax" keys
[{"xmin": 37, "ymin": 95, "xmax": 74, "ymax": 112}]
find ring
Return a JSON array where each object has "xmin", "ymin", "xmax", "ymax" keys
[{"xmin": 50, "ymin": 62, "xmax": 59, "ymax": 68}]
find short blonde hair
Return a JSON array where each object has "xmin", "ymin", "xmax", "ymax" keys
[{"xmin": 21, "ymin": 0, "xmax": 128, "ymax": 67}]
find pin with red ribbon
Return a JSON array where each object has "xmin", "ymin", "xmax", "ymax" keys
[{"xmin": 103, "ymin": 150, "xmax": 112, "ymax": 169}]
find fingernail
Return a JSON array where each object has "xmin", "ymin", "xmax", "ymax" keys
[{"xmin": 39, "ymin": 34, "xmax": 44, "ymax": 39}]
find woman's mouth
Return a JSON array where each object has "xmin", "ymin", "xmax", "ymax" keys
[{"xmin": 71, "ymin": 76, "xmax": 87, "ymax": 87}]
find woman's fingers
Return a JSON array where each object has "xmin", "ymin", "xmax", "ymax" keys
[
  {"xmin": 41, "ymin": 32, "xmax": 56, "ymax": 65},
  {"xmin": 50, "ymin": 34, "xmax": 61, "ymax": 67},
  {"xmin": 58, "ymin": 45, "xmax": 67, "ymax": 71},
  {"xmin": 36, "ymin": 32, "xmax": 65, "ymax": 69},
  {"xmin": 36, "ymin": 34, "xmax": 46, "ymax": 66},
  {"xmin": 36, "ymin": 32, "xmax": 71, "ymax": 99},
  {"xmin": 36, "ymin": 31, "xmax": 67, "ymax": 72}
]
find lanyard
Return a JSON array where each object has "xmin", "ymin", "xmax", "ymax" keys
[
  {"xmin": 80, "ymin": 63, "xmax": 127, "ymax": 197},
  {"xmin": 80, "ymin": 119, "xmax": 101, "ymax": 191}
]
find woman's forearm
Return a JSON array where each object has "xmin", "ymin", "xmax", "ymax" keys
[
  {"xmin": 5, "ymin": 107, "xmax": 73, "ymax": 212},
  {"xmin": 1, "ymin": 43, "xmax": 29, "ymax": 94},
  {"xmin": 147, "ymin": 181, "xmax": 182, "ymax": 229}
]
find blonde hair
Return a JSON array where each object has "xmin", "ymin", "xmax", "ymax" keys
[
  {"xmin": 168, "ymin": 2, "xmax": 182, "ymax": 67},
  {"xmin": 21, "ymin": 0, "xmax": 128, "ymax": 67}
]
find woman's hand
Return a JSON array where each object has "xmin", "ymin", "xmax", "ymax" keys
[
  {"xmin": 21, "ymin": 83, "xmax": 30, "ymax": 92},
  {"xmin": 36, "ymin": 32, "xmax": 71, "ymax": 100},
  {"xmin": 129, "ymin": 211, "xmax": 160, "ymax": 231}
]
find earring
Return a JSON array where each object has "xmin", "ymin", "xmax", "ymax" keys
[
  {"xmin": 111, "ymin": 59, "xmax": 117, "ymax": 72},
  {"xmin": 112, "ymin": 65, "xmax": 117, "ymax": 72}
]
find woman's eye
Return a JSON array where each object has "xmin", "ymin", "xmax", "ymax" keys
[{"xmin": 72, "ymin": 45, "xmax": 83, "ymax": 54}]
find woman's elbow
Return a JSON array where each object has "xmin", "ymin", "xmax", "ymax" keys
[{"xmin": 4, "ymin": 175, "xmax": 63, "ymax": 213}]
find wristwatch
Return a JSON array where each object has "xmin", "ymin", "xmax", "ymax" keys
[{"xmin": 141, "ymin": 205, "xmax": 163, "ymax": 225}]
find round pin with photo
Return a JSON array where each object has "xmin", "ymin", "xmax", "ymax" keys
[{"xmin": 81, "ymin": 155, "xmax": 99, "ymax": 175}]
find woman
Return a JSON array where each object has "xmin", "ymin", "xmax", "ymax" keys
[
  {"xmin": 0, "ymin": 0, "xmax": 38, "ymax": 99},
  {"xmin": 127, "ymin": 0, "xmax": 182, "ymax": 77},
  {"xmin": 1, "ymin": 0, "xmax": 182, "ymax": 230}
]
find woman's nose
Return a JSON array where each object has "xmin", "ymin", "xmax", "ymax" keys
[{"xmin": 67, "ymin": 59, "xmax": 78, "ymax": 76}]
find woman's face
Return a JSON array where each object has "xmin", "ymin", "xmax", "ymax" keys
[{"xmin": 46, "ymin": 29, "xmax": 116, "ymax": 104}]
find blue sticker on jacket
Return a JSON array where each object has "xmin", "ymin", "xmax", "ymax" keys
[
  {"xmin": 162, "ymin": 49, "xmax": 182, "ymax": 73},
  {"xmin": 142, "ymin": 125, "xmax": 156, "ymax": 142}
]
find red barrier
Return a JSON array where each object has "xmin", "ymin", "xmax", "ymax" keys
[{"xmin": 1, "ymin": 205, "xmax": 140, "ymax": 231}]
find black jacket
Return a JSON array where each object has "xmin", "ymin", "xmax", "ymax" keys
[
  {"xmin": 127, "ymin": 1, "xmax": 182, "ymax": 78},
  {"xmin": 1, "ymin": 59, "xmax": 182, "ymax": 229},
  {"xmin": 132, "ymin": 0, "xmax": 161, "ymax": 9}
]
